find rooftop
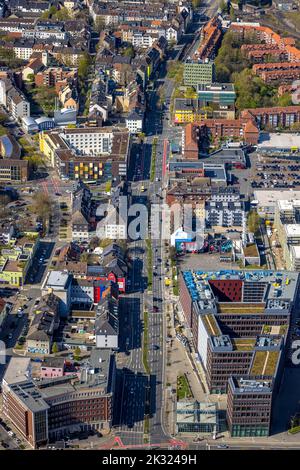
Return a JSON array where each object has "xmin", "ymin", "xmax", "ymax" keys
[
  {"xmin": 232, "ymin": 338, "xmax": 256, "ymax": 351},
  {"xmin": 201, "ymin": 314, "xmax": 220, "ymax": 336},
  {"xmin": 250, "ymin": 350, "xmax": 280, "ymax": 376},
  {"xmin": 258, "ymin": 133, "xmax": 300, "ymax": 150},
  {"xmin": 45, "ymin": 270, "xmax": 71, "ymax": 289},
  {"xmin": 3, "ymin": 357, "xmax": 31, "ymax": 386},
  {"xmin": 243, "ymin": 243, "xmax": 259, "ymax": 258}
]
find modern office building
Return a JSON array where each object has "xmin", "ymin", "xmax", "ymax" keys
[
  {"xmin": 2, "ymin": 350, "xmax": 115, "ymax": 448},
  {"xmin": 183, "ymin": 60, "xmax": 215, "ymax": 87},
  {"xmin": 179, "ymin": 269, "xmax": 298, "ymax": 435},
  {"xmin": 197, "ymin": 83, "xmax": 236, "ymax": 107},
  {"xmin": 227, "ymin": 377, "xmax": 274, "ymax": 437}
]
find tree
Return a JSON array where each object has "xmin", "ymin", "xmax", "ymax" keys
[
  {"xmin": 247, "ymin": 210, "xmax": 261, "ymax": 234},
  {"xmin": 0, "ymin": 195, "xmax": 10, "ymax": 218},
  {"xmin": 233, "ymin": 69, "xmax": 277, "ymax": 111},
  {"xmin": 0, "ymin": 111, "xmax": 7, "ymax": 124},
  {"xmin": 219, "ymin": 0, "xmax": 228, "ymax": 14},
  {"xmin": 215, "ymin": 63, "xmax": 230, "ymax": 82},
  {"xmin": 230, "ymin": 6, "xmax": 236, "ymax": 21},
  {"xmin": 78, "ymin": 52, "xmax": 92, "ymax": 81},
  {"xmin": 138, "ymin": 132, "xmax": 145, "ymax": 143},
  {"xmin": 74, "ymin": 347, "xmax": 81, "ymax": 360},
  {"xmin": 31, "ymin": 192, "xmax": 53, "ymax": 224},
  {"xmin": 94, "ymin": 17, "xmax": 105, "ymax": 33},
  {"xmin": 169, "ymin": 246, "xmax": 177, "ymax": 265},
  {"xmin": 54, "ymin": 7, "xmax": 71, "ymax": 21},
  {"xmin": 278, "ymin": 93, "xmax": 293, "ymax": 107},
  {"xmin": 123, "ymin": 45, "xmax": 135, "ymax": 58},
  {"xmin": 80, "ymin": 252, "xmax": 89, "ymax": 262},
  {"xmin": 52, "ymin": 342, "xmax": 59, "ymax": 354},
  {"xmin": 41, "ymin": 5, "xmax": 57, "ymax": 19},
  {"xmin": 24, "ymin": 153, "xmax": 44, "ymax": 171}
]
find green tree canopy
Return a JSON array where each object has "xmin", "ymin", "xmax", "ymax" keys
[{"xmin": 247, "ymin": 210, "xmax": 261, "ymax": 234}]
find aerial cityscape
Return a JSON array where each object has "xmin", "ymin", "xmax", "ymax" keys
[{"xmin": 0, "ymin": 0, "xmax": 300, "ymax": 454}]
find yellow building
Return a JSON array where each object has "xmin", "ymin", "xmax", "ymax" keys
[
  {"xmin": 0, "ymin": 238, "xmax": 38, "ymax": 287},
  {"xmin": 173, "ymin": 98, "xmax": 207, "ymax": 124}
]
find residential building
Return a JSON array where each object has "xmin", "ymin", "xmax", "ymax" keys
[
  {"xmin": 0, "ymin": 237, "xmax": 38, "ymax": 287},
  {"xmin": 183, "ymin": 119, "xmax": 259, "ymax": 158},
  {"xmin": 242, "ymin": 106, "xmax": 300, "ymax": 129},
  {"xmin": 125, "ymin": 111, "xmax": 143, "ymax": 134},
  {"xmin": 95, "ymin": 296, "xmax": 119, "ymax": 349},
  {"xmin": 205, "ymin": 188, "xmax": 245, "ymax": 228},
  {"xmin": 0, "ymin": 78, "xmax": 30, "ymax": 121},
  {"xmin": 41, "ymin": 271, "xmax": 72, "ymax": 317},
  {"xmin": 26, "ymin": 294, "xmax": 60, "ymax": 355}
]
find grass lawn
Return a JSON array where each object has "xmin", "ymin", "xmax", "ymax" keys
[
  {"xmin": 177, "ymin": 374, "xmax": 192, "ymax": 401},
  {"xmin": 143, "ymin": 310, "xmax": 150, "ymax": 375},
  {"xmin": 150, "ymin": 138, "xmax": 157, "ymax": 183},
  {"xmin": 146, "ymin": 238, "xmax": 153, "ymax": 289}
]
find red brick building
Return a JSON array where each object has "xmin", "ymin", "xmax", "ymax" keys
[
  {"xmin": 241, "ymin": 105, "xmax": 300, "ymax": 129},
  {"xmin": 183, "ymin": 118, "xmax": 259, "ymax": 158}
]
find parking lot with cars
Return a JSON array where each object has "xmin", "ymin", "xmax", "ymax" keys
[{"xmin": 251, "ymin": 156, "xmax": 300, "ymax": 189}]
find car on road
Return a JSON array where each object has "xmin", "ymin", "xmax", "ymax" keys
[
  {"xmin": 217, "ymin": 444, "xmax": 229, "ymax": 449},
  {"xmin": 1, "ymin": 441, "xmax": 9, "ymax": 448}
]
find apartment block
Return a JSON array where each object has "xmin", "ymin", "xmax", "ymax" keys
[
  {"xmin": 242, "ymin": 106, "xmax": 300, "ymax": 129},
  {"xmin": 183, "ymin": 119, "xmax": 259, "ymax": 158}
]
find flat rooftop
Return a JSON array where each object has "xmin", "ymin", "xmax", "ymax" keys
[
  {"xmin": 3, "ymin": 357, "xmax": 31, "ymax": 385},
  {"xmin": 285, "ymin": 224, "xmax": 300, "ymax": 237},
  {"xmin": 201, "ymin": 314, "xmax": 221, "ymax": 336},
  {"xmin": 198, "ymin": 83, "xmax": 235, "ymax": 93},
  {"xmin": 45, "ymin": 270, "xmax": 71, "ymax": 289},
  {"xmin": 233, "ymin": 377, "xmax": 272, "ymax": 393},
  {"xmin": 250, "ymin": 350, "xmax": 280, "ymax": 376},
  {"xmin": 258, "ymin": 133, "xmax": 300, "ymax": 150},
  {"xmin": 243, "ymin": 243, "xmax": 259, "ymax": 257},
  {"xmin": 232, "ymin": 338, "xmax": 256, "ymax": 351},
  {"xmin": 254, "ymin": 190, "xmax": 300, "ymax": 208},
  {"xmin": 182, "ymin": 270, "xmax": 299, "ymax": 309}
]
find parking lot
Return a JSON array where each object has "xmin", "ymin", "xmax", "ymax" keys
[
  {"xmin": 251, "ymin": 155, "xmax": 300, "ymax": 190},
  {"xmin": 178, "ymin": 252, "xmax": 240, "ymax": 272}
]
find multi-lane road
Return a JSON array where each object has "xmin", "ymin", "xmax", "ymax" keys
[{"xmin": 113, "ymin": 2, "xmax": 222, "ymax": 449}]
